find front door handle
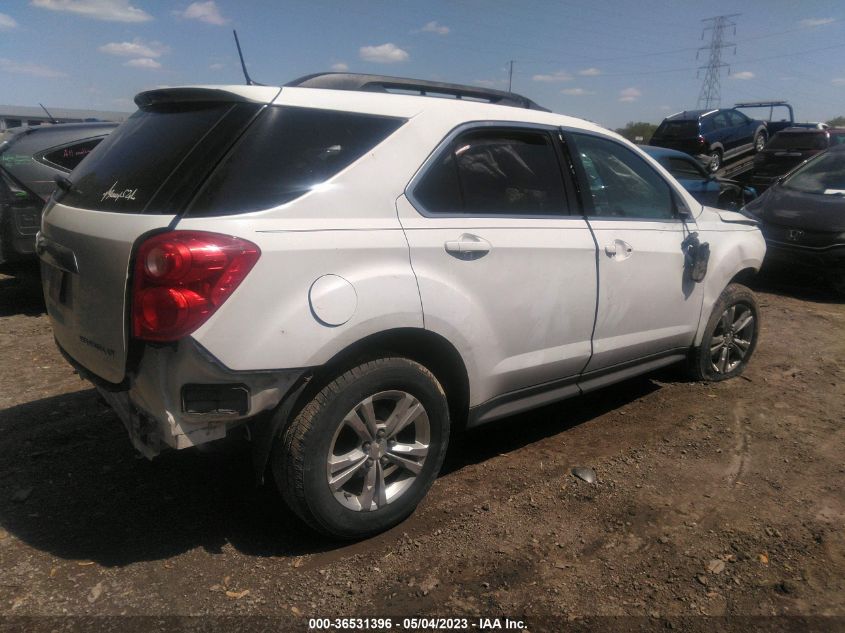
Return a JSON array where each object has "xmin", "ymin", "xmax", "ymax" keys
[
  {"xmin": 444, "ymin": 234, "xmax": 491, "ymax": 259},
  {"xmin": 604, "ymin": 239, "xmax": 633, "ymax": 261}
]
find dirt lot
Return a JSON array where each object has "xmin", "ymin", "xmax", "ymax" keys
[{"xmin": 1, "ymin": 262, "xmax": 844, "ymax": 632}]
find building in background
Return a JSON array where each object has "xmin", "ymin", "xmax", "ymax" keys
[{"xmin": 0, "ymin": 105, "xmax": 130, "ymax": 131}]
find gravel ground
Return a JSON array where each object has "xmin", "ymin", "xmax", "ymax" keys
[{"xmin": 1, "ymin": 262, "xmax": 844, "ymax": 633}]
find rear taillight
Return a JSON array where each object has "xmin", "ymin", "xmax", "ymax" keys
[
  {"xmin": 132, "ymin": 231, "xmax": 260, "ymax": 342},
  {"xmin": 698, "ymin": 135, "xmax": 707, "ymax": 147}
]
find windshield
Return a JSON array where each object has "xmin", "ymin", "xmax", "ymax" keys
[
  {"xmin": 782, "ymin": 151, "xmax": 845, "ymax": 195},
  {"xmin": 766, "ymin": 132, "xmax": 828, "ymax": 151}
]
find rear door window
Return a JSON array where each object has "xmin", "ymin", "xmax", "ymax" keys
[
  {"xmin": 412, "ymin": 128, "xmax": 568, "ymax": 215},
  {"xmin": 711, "ymin": 113, "xmax": 729, "ymax": 130},
  {"xmin": 727, "ymin": 111, "xmax": 748, "ymax": 127},
  {"xmin": 188, "ymin": 106, "xmax": 405, "ymax": 215}
]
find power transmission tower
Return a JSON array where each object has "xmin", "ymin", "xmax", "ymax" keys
[{"xmin": 696, "ymin": 14, "xmax": 739, "ymax": 109}]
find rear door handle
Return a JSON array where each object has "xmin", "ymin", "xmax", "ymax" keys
[{"xmin": 444, "ymin": 234, "xmax": 491, "ymax": 259}]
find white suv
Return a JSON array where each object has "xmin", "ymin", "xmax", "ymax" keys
[{"xmin": 38, "ymin": 74, "xmax": 765, "ymax": 538}]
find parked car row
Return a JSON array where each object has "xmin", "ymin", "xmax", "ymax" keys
[
  {"xmin": 0, "ymin": 122, "xmax": 116, "ymax": 264},
  {"xmin": 743, "ymin": 143, "xmax": 845, "ymax": 294}
]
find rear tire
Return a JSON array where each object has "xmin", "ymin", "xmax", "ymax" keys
[
  {"xmin": 708, "ymin": 150, "xmax": 722, "ymax": 173},
  {"xmin": 273, "ymin": 357, "xmax": 450, "ymax": 539},
  {"xmin": 754, "ymin": 131, "xmax": 767, "ymax": 153},
  {"xmin": 688, "ymin": 283, "xmax": 760, "ymax": 382}
]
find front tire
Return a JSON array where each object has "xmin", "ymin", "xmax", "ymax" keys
[
  {"xmin": 689, "ymin": 283, "xmax": 760, "ymax": 381},
  {"xmin": 754, "ymin": 131, "xmax": 767, "ymax": 153},
  {"xmin": 273, "ymin": 357, "xmax": 450, "ymax": 539}
]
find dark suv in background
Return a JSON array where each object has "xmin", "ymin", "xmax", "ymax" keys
[
  {"xmin": 649, "ymin": 108, "xmax": 768, "ymax": 173},
  {"xmin": 750, "ymin": 127, "xmax": 845, "ymax": 191},
  {"xmin": 0, "ymin": 122, "xmax": 116, "ymax": 264}
]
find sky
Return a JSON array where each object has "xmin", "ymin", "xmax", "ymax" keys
[{"xmin": 1, "ymin": 0, "xmax": 844, "ymax": 129}]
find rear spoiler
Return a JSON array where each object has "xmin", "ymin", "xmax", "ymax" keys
[{"xmin": 134, "ymin": 86, "xmax": 281, "ymax": 109}]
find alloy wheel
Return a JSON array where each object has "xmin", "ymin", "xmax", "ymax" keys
[
  {"xmin": 709, "ymin": 303, "xmax": 755, "ymax": 374},
  {"xmin": 326, "ymin": 390, "xmax": 430, "ymax": 511}
]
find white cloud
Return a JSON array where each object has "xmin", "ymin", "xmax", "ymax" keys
[
  {"xmin": 209, "ymin": 62, "xmax": 224, "ymax": 70},
  {"xmin": 0, "ymin": 57, "xmax": 67, "ymax": 78},
  {"xmin": 532, "ymin": 70, "xmax": 572, "ymax": 82},
  {"xmin": 331, "ymin": 62, "xmax": 349, "ymax": 72},
  {"xmin": 175, "ymin": 1, "xmax": 227, "ymax": 25},
  {"xmin": 124, "ymin": 57, "xmax": 161, "ymax": 69},
  {"xmin": 800, "ymin": 17, "xmax": 835, "ymax": 27},
  {"xmin": 99, "ymin": 38, "xmax": 169, "ymax": 58},
  {"xmin": 730, "ymin": 71, "xmax": 754, "ymax": 80},
  {"xmin": 0, "ymin": 12, "xmax": 18, "ymax": 29},
  {"xmin": 619, "ymin": 87, "xmax": 641, "ymax": 102},
  {"xmin": 578, "ymin": 67, "xmax": 601, "ymax": 76},
  {"xmin": 832, "ymin": 78, "xmax": 845, "ymax": 85},
  {"xmin": 560, "ymin": 87, "xmax": 593, "ymax": 96},
  {"xmin": 420, "ymin": 20, "xmax": 449, "ymax": 35},
  {"xmin": 30, "ymin": 0, "xmax": 152, "ymax": 22},
  {"xmin": 359, "ymin": 43, "xmax": 409, "ymax": 63}
]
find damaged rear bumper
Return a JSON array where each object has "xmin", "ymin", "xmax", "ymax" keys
[{"xmin": 59, "ymin": 338, "xmax": 306, "ymax": 458}]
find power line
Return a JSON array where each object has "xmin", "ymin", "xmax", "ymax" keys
[{"xmin": 697, "ymin": 14, "xmax": 740, "ymax": 108}]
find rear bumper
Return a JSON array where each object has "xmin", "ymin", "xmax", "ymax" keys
[{"xmin": 59, "ymin": 338, "xmax": 306, "ymax": 457}]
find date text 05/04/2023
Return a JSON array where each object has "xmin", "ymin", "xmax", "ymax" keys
[{"xmin": 307, "ymin": 617, "xmax": 527, "ymax": 630}]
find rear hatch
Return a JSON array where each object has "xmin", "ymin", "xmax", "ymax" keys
[
  {"xmin": 39, "ymin": 87, "xmax": 279, "ymax": 383},
  {"xmin": 754, "ymin": 132, "xmax": 828, "ymax": 177},
  {"xmin": 649, "ymin": 120, "xmax": 701, "ymax": 153}
]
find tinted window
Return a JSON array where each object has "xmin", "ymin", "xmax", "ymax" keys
[
  {"xmin": 767, "ymin": 132, "xmax": 828, "ymax": 151},
  {"xmin": 41, "ymin": 138, "xmax": 104, "ymax": 172},
  {"xmin": 830, "ymin": 132, "xmax": 845, "ymax": 146},
  {"xmin": 190, "ymin": 106, "xmax": 405, "ymax": 215},
  {"xmin": 654, "ymin": 120, "xmax": 698, "ymax": 139},
  {"xmin": 663, "ymin": 156, "xmax": 708, "ymax": 181},
  {"xmin": 571, "ymin": 133, "xmax": 674, "ymax": 219},
  {"xmin": 727, "ymin": 111, "xmax": 747, "ymax": 127},
  {"xmin": 711, "ymin": 113, "xmax": 729, "ymax": 130},
  {"xmin": 414, "ymin": 129, "xmax": 567, "ymax": 215},
  {"xmin": 61, "ymin": 102, "xmax": 235, "ymax": 213}
]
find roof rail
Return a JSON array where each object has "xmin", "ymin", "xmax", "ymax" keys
[{"xmin": 285, "ymin": 72, "xmax": 550, "ymax": 112}]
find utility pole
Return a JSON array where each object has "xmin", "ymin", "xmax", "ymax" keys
[
  {"xmin": 507, "ymin": 60, "xmax": 514, "ymax": 93},
  {"xmin": 696, "ymin": 14, "xmax": 739, "ymax": 109}
]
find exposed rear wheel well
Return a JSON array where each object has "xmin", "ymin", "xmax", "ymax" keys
[{"xmin": 304, "ymin": 328, "xmax": 470, "ymax": 432}]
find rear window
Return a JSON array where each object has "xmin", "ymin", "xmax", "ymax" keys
[
  {"xmin": 60, "ymin": 102, "xmax": 239, "ymax": 213},
  {"xmin": 767, "ymin": 132, "xmax": 828, "ymax": 151},
  {"xmin": 188, "ymin": 106, "xmax": 406, "ymax": 215},
  {"xmin": 654, "ymin": 120, "xmax": 698, "ymax": 139},
  {"xmin": 662, "ymin": 156, "xmax": 708, "ymax": 181}
]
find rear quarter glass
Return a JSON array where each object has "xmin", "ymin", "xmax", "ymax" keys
[{"xmin": 58, "ymin": 102, "xmax": 258, "ymax": 214}]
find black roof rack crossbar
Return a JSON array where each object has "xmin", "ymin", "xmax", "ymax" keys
[{"xmin": 285, "ymin": 72, "xmax": 550, "ymax": 112}]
